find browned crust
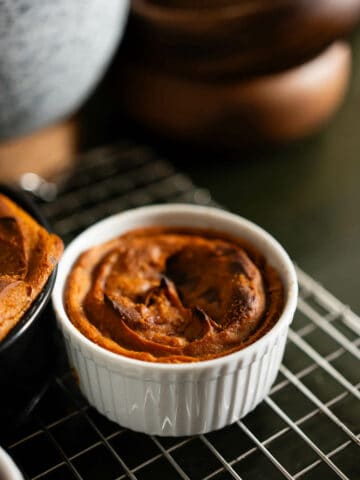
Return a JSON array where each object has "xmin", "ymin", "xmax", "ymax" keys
[
  {"xmin": 65, "ymin": 227, "xmax": 283, "ymax": 363},
  {"xmin": 0, "ymin": 194, "xmax": 63, "ymax": 341}
]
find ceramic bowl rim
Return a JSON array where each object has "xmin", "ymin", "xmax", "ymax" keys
[
  {"xmin": 52, "ymin": 204, "xmax": 298, "ymax": 373},
  {"xmin": 0, "ymin": 185, "xmax": 57, "ymax": 352},
  {"xmin": 0, "ymin": 446, "xmax": 23, "ymax": 480}
]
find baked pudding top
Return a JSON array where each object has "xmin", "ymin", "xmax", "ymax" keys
[{"xmin": 65, "ymin": 227, "xmax": 284, "ymax": 363}]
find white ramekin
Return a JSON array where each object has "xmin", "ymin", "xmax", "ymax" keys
[
  {"xmin": 52, "ymin": 204, "xmax": 298, "ymax": 436},
  {"xmin": 0, "ymin": 447, "xmax": 23, "ymax": 480}
]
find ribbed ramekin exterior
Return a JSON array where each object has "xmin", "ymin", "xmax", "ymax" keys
[
  {"xmin": 53, "ymin": 204, "xmax": 298, "ymax": 436},
  {"xmin": 59, "ymin": 322, "xmax": 288, "ymax": 436}
]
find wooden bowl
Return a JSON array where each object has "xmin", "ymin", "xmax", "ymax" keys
[
  {"xmin": 123, "ymin": 0, "xmax": 360, "ymax": 79},
  {"xmin": 118, "ymin": 42, "xmax": 351, "ymax": 148}
]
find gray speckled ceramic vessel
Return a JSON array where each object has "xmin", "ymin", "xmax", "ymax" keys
[{"xmin": 0, "ymin": 0, "xmax": 129, "ymax": 140}]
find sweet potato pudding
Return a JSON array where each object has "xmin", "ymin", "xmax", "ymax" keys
[
  {"xmin": 0, "ymin": 194, "xmax": 63, "ymax": 341},
  {"xmin": 65, "ymin": 227, "xmax": 284, "ymax": 363}
]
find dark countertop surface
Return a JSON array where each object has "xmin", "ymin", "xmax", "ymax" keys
[{"xmin": 165, "ymin": 35, "xmax": 360, "ymax": 317}]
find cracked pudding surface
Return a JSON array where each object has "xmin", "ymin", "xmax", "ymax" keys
[
  {"xmin": 65, "ymin": 227, "xmax": 284, "ymax": 363},
  {"xmin": 0, "ymin": 194, "xmax": 63, "ymax": 341}
]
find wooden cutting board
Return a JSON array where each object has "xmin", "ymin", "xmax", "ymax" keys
[{"xmin": 0, "ymin": 117, "xmax": 79, "ymax": 183}]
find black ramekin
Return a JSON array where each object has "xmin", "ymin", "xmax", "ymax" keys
[{"xmin": 0, "ymin": 185, "xmax": 58, "ymax": 429}]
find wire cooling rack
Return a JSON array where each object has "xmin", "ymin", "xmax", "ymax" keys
[{"xmin": 1, "ymin": 143, "xmax": 359, "ymax": 480}]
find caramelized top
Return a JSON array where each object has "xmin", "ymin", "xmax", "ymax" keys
[
  {"xmin": 0, "ymin": 194, "xmax": 63, "ymax": 341},
  {"xmin": 65, "ymin": 227, "xmax": 284, "ymax": 363}
]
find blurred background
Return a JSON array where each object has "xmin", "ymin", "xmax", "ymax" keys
[
  {"xmin": 1, "ymin": 0, "xmax": 360, "ymax": 311},
  {"xmin": 1, "ymin": 4, "xmax": 360, "ymax": 480}
]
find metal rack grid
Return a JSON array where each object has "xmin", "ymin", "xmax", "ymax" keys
[{"xmin": 1, "ymin": 143, "xmax": 359, "ymax": 480}]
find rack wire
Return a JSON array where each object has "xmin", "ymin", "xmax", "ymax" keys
[{"xmin": 2, "ymin": 143, "xmax": 359, "ymax": 480}]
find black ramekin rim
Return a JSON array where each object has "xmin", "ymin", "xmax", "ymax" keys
[{"xmin": 0, "ymin": 184, "xmax": 57, "ymax": 352}]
